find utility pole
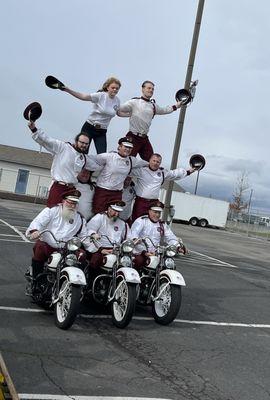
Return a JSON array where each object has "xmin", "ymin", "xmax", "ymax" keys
[
  {"xmin": 194, "ymin": 170, "xmax": 200, "ymax": 194},
  {"xmin": 163, "ymin": 0, "xmax": 205, "ymax": 221}
]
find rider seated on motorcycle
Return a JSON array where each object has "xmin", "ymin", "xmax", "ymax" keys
[
  {"xmin": 86, "ymin": 200, "xmax": 131, "ymax": 269},
  {"xmin": 25, "ymin": 189, "xmax": 96, "ymax": 287},
  {"xmin": 130, "ymin": 200, "xmax": 187, "ymax": 270}
]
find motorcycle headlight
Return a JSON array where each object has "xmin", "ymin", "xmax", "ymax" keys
[
  {"xmin": 164, "ymin": 258, "xmax": 175, "ymax": 269},
  {"xmin": 67, "ymin": 237, "xmax": 81, "ymax": 251},
  {"xmin": 166, "ymin": 245, "xmax": 177, "ymax": 257},
  {"xmin": 65, "ymin": 254, "xmax": 77, "ymax": 266},
  {"xmin": 120, "ymin": 255, "xmax": 132, "ymax": 267},
  {"xmin": 122, "ymin": 239, "xmax": 134, "ymax": 253}
]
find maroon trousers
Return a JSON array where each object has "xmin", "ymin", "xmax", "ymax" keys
[
  {"xmin": 47, "ymin": 182, "xmax": 75, "ymax": 208},
  {"xmin": 132, "ymin": 196, "xmax": 158, "ymax": 222},
  {"xmin": 33, "ymin": 240, "xmax": 87, "ymax": 264},
  {"xmin": 133, "ymin": 253, "xmax": 148, "ymax": 270},
  {"xmin": 126, "ymin": 132, "xmax": 153, "ymax": 161},
  {"xmin": 92, "ymin": 186, "xmax": 122, "ymax": 214},
  {"xmin": 32, "ymin": 240, "xmax": 57, "ymax": 262}
]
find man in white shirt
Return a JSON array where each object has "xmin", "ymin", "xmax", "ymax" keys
[
  {"xmin": 75, "ymin": 168, "xmax": 95, "ymax": 221},
  {"xmin": 131, "ymin": 153, "xmax": 195, "ymax": 221},
  {"xmin": 27, "ymin": 120, "xmax": 100, "ymax": 208},
  {"xmin": 92, "ymin": 137, "xmax": 147, "ymax": 214},
  {"xmin": 25, "ymin": 189, "xmax": 95, "ymax": 281},
  {"xmin": 130, "ymin": 200, "xmax": 186, "ymax": 270},
  {"xmin": 119, "ymin": 177, "xmax": 136, "ymax": 225},
  {"xmin": 87, "ymin": 200, "xmax": 130, "ymax": 269},
  {"xmin": 118, "ymin": 80, "xmax": 184, "ymax": 161}
]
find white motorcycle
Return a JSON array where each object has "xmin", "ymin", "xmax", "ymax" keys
[
  {"xmin": 25, "ymin": 230, "xmax": 86, "ymax": 330},
  {"xmin": 137, "ymin": 237, "xmax": 186, "ymax": 325},
  {"xmin": 84, "ymin": 235, "xmax": 141, "ymax": 328}
]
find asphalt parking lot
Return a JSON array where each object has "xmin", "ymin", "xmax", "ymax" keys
[{"xmin": 0, "ymin": 199, "xmax": 270, "ymax": 400}]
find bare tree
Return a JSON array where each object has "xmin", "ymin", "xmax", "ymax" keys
[{"xmin": 230, "ymin": 171, "xmax": 250, "ymax": 213}]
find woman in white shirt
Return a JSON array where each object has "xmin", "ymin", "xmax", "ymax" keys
[{"xmin": 62, "ymin": 77, "xmax": 122, "ymax": 154}]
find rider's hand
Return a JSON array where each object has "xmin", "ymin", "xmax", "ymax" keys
[
  {"xmin": 29, "ymin": 230, "xmax": 40, "ymax": 240},
  {"xmin": 178, "ymin": 244, "xmax": 188, "ymax": 255},
  {"xmin": 145, "ymin": 252, "xmax": 155, "ymax": 257},
  {"xmin": 101, "ymin": 248, "xmax": 113, "ymax": 255},
  {"xmin": 91, "ymin": 233, "xmax": 101, "ymax": 241}
]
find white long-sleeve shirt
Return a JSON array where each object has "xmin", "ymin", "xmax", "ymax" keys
[
  {"xmin": 118, "ymin": 97, "xmax": 175, "ymax": 136},
  {"xmin": 31, "ymin": 129, "xmax": 100, "ymax": 184},
  {"xmin": 131, "ymin": 166, "xmax": 187, "ymax": 199},
  {"xmin": 87, "ymin": 213, "xmax": 130, "ymax": 249},
  {"xmin": 95, "ymin": 152, "xmax": 147, "ymax": 191},
  {"xmin": 131, "ymin": 216, "xmax": 179, "ymax": 253},
  {"xmin": 26, "ymin": 205, "xmax": 95, "ymax": 252},
  {"xmin": 75, "ymin": 182, "xmax": 95, "ymax": 221},
  {"xmin": 119, "ymin": 182, "xmax": 136, "ymax": 220}
]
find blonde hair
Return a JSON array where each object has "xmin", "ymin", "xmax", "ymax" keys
[{"xmin": 99, "ymin": 77, "xmax": 121, "ymax": 92}]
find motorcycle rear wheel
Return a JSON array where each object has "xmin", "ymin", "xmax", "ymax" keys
[
  {"xmin": 54, "ymin": 274, "xmax": 81, "ymax": 330},
  {"xmin": 111, "ymin": 277, "xmax": 136, "ymax": 329},
  {"xmin": 152, "ymin": 277, "xmax": 182, "ymax": 325}
]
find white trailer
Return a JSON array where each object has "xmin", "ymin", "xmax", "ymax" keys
[{"xmin": 169, "ymin": 192, "xmax": 230, "ymax": 228}]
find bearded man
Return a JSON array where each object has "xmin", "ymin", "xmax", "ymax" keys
[
  {"xmin": 25, "ymin": 189, "xmax": 95, "ymax": 281},
  {"xmin": 27, "ymin": 120, "xmax": 101, "ymax": 207},
  {"xmin": 86, "ymin": 200, "xmax": 130, "ymax": 269}
]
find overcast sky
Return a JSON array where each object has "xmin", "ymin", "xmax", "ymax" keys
[{"xmin": 1, "ymin": 0, "xmax": 269, "ymax": 214}]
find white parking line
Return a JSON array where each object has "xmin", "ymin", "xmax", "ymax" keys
[
  {"xmin": 1, "ymin": 306, "xmax": 270, "ymax": 328},
  {"xmin": 0, "ymin": 218, "xmax": 30, "ymax": 242},
  {"xmin": 189, "ymin": 250, "xmax": 238, "ymax": 268},
  {"xmin": 19, "ymin": 395, "xmax": 171, "ymax": 400}
]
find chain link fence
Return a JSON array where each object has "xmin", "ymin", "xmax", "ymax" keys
[{"xmin": 226, "ymin": 209, "xmax": 270, "ymax": 241}]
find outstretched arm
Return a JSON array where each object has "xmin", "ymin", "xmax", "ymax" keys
[
  {"xmin": 62, "ymin": 87, "xmax": 92, "ymax": 101},
  {"xmin": 27, "ymin": 121, "xmax": 63, "ymax": 155}
]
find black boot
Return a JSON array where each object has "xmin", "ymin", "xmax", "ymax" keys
[
  {"xmin": 27, "ymin": 260, "xmax": 44, "ymax": 297},
  {"xmin": 31, "ymin": 259, "xmax": 44, "ymax": 279}
]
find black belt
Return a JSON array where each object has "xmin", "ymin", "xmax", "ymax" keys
[
  {"xmin": 55, "ymin": 181, "xmax": 75, "ymax": 188},
  {"xmin": 88, "ymin": 122, "xmax": 106, "ymax": 130},
  {"xmin": 129, "ymin": 131, "xmax": 147, "ymax": 138}
]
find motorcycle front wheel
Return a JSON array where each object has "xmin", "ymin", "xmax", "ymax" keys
[
  {"xmin": 54, "ymin": 274, "xmax": 81, "ymax": 330},
  {"xmin": 111, "ymin": 277, "xmax": 136, "ymax": 329},
  {"xmin": 152, "ymin": 277, "xmax": 182, "ymax": 325}
]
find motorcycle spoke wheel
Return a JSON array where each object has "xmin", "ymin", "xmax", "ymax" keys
[
  {"xmin": 152, "ymin": 278, "xmax": 182, "ymax": 325},
  {"xmin": 54, "ymin": 275, "xmax": 81, "ymax": 330},
  {"xmin": 111, "ymin": 278, "xmax": 136, "ymax": 329}
]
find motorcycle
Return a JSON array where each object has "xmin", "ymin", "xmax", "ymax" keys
[
  {"xmin": 83, "ymin": 235, "xmax": 141, "ymax": 329},
  {"xmin": 25, "ymin": 230, "xmax": 87, "ymax": 330},
  {"xmin": 137, "ymin": 237, "xmax": 186, "ymax": 325}
]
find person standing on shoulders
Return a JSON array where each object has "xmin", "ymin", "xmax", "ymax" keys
[
  {"xmin": 27, "ymin": 120, "xmax": 100, "ymax": 208},
  {"xmin": 61, "ymin": 77, "xmax": 123, "ymax": 154},
  {"xmin": 118, "ymin": 80, "xmax": 184, "ymax": 161},
  {"xmin": 92, "ymin": 137, "xmax": 147, "ymax": 214},
  {"xmin": 131, "ymin": 153, "xmax": 195, "ymax": 221},
  {"xmin": 119, "ymin": 176, "xmax": 136, "ymax": 225},
  {"xmin": 75, "ymin": 168, "xmax": 95, "ymax": 221}
]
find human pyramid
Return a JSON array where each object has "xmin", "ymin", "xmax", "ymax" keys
[{"xmin": 24, "ymin": 75, "xmax": 198, "ymax": 278}]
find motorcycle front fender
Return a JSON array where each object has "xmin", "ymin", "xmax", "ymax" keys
[
  {"xmin": 160, "ymin": 269, "xmax": 186, "ymax": 286},
  {"xmin": 61, "ymin": 266, "xmax": 87, "ymax": 286},
  {"xmin": 117, "ymin": 267, "xmax": 141, "ymax": 284}
]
